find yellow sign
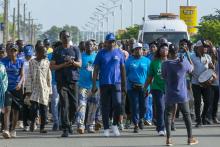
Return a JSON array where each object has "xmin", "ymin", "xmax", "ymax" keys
[{"xmin": 180, "ymin": 6, "xmax": 198, "ymax": 35}]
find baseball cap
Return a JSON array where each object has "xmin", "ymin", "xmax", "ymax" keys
[
  {"xmin": 133, "ymin": 43, "xmax": 143, "ymax": 49},
  {"xmin": 195, "ymin": 40, "xmax": 209, "ymax": 47},
  {"xmin": 23, "ymin": 45, "xmax": 34, "ymax": 57},
  {"xmin": 105, "ymin": 33, "xmax": 116, "ymax": 41}
]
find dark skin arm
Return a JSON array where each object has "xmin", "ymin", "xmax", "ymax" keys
[
  {"xmin": 92, "ymin": 65, "xmax": 99, "ymax": 94},
  {"xmin": 120, "ymin": 64, "xmax": 126, "ymax": 93},
  {"xmin": 16, "ymin": 65, "xmax": 24, "ymax": 90},
  {"xmin": 50, "ymin": 60, "xmax": 72, "ymax": 70}
]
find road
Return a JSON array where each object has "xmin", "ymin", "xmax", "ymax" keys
[{"xmin": 0, "ymin": 119, "xmax": 219, "ymax": 147}]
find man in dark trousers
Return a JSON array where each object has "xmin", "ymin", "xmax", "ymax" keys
[{"xmin": 51, "ymin": 30, "xmax": 82, "ymax": 137}]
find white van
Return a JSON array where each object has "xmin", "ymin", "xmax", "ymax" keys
[{"xmin": 138, "ymin": 14, "xmax": 189, "ymax": 45}]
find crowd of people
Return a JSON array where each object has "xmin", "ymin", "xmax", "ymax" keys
[{"xmin": 0, "ymin": 30, "xmax": 219, "ymax": 146}]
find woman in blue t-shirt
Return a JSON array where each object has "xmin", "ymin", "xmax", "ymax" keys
[{"xmin": 1, "ymin": 44, "xmax": 24, "ymax": 139}]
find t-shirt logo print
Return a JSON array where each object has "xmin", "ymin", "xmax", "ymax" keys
[{"xmin": 113, "ymin": 56, "xmax": 120, "ymax": 61}]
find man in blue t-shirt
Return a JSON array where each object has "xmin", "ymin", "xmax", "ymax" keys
[
  {"xmin": 161, "ymin": 44, "xmax": 198, "ymax": 146},
  {"xmin": 1, "ymin": 44, "xmax": 24, "ymax": 139},
  {"xmin": 51, "ymin": 30, "xmax": 82, "ymax": 137},
  {"xmin": 76, "ymin": 40, "xmax": 99, "ymax": 134},
  {"xmin": 92, "ymin": 33, "xmax": 126, "ymax": 137},
  {"xmin": 126, "ymin": 43, "xmax": 151, "ymax": 133}
]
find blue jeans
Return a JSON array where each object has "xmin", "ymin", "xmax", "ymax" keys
[
  {"xmin": 145, "ymin": 94, "xmax": 153, "ymax": 122},
  {"xmin": 51, "ymin": 85, "xmax": 60, "ymax": 126},
  {"xmin": 128, "ymin": 88, "xmax": 146, "ymax": 125},
  {"xmin": 151, "ymin": 89, "xmax": 165, "ymax": 132}
]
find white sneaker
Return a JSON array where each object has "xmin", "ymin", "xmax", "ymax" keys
[
  {"xmin": 17, "ymin": 121, "xmax": 24, "ymax": 129},
  {"xmin": 103, "ymin": 129, "xmax": 110, "ymax": 137},
  {"xmin": 111, "ymin": 125, "xmax": 120, "ymax": 136},
  {"xmin": 2, "ymin": 130, "xmax": 11, "ymax": 139},
  {"xmin": 158, "ymin": 130, "xmax": 165, "ymax": 136},
  {"xmin": 10, "ymin": 130, "xmax": 16, "ymax": 138},
  {"xmin": 34, "ymin": 124, "xmax": 38, "ymax": 130},
  {"xmin": 23, "ymin": 126, "xmax": 30, "ymax": 132}
]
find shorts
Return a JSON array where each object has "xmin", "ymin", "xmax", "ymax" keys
[{"xmin": 4, "ymin": 89, "xmax": 23, "ymax": 110}]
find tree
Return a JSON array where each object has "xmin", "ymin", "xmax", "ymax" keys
[
  {"xmin": 40, "ymin": 25, "xmax": 81, "ymax": 44},
  {"xmin": 116, "ymin": 25, "xmax": 140, "ymax": 40},
  {"xmin": 196, "ymin": 9, "xmax": 220, "ymax": 46}
]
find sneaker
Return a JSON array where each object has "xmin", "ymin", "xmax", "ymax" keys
[
  {"xmin": 158, "ymin": 130, "xmax": 166, "ymax": 136},
  {"xmin": 52, "ymin": 123, "xmax": 58, "ymax": 131},
  {"xmin": 166, "ymin": 138, "xmax": 173, "ymax": 146},
  {"xmin": 77, "ymin": 127, "xmax": 85, "ymax": 134},
  {"xmin": 124, "ymin": 120, "xmax": 131, "ymax": 129},
  {"xmin": 95, "ymin": 122, "xmax": 102, "ymax": 131},
  {"xmin": 111, "ymin": 125, "xmax": 120, "ymax": 136},
  {"xmin": 10, "ymin": 130, "xmax": 16, "ymax": 138},
  {"xmin": 171, "ymin": 122, "xmax": 176, "ymax": 131},
  {"xmin": 188, "ymin": 137, "xmax": 199, "ymax": 145},
  {"xmin": 17, "ymin": 121, "xmax": 24, "ymax": 129},
  {"xmin": 213, "ymin": 118, "xmax": 220, "ymax": 124},
  {"xmin": 40, "ymin": 129, "xmax": 48, "ymax": 133},
  {"xmin": 133, "ymin": 125, "xmax": 139, "ymax": 133},
  {"xmin": 118, "ymin": 123, "xmax": 124, "ymax": 131},
  {"xmin": 69, "ymin": 126, "xmax": 74, "ymax": 134},
  {"xmin": 195, "ymin": 122, "xmax": 202, "ymax": 128},
  {"xmin": 23, "ymin": 126, "xmax": 30, "ymax": 132},
  {"xmin": 2, "ymin": 130, "xmax": 11, "ymax": 139},
  {"xmin": 144, "ymin": 120, "xmax": 152, "ymax": 126},
  {"xmin": 103, "ymin": 129, "xmax": 110, "ymax": 137},
  {"xmin": 138, "ymin": 121, "xmax": 144, "ymax": 130},
  {"xmin": 61, "ymin": 130, "xmax": 69, "ymax": 137},
  {"xmin": 88, "ymin": 127, "xmax": 95, "ymax": 133}
]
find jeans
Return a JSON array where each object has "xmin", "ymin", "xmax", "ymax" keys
[
  {"xmin": 165, "ymin": 102, "xmax": 192, "ymax": 138},
  {"xmin": 128, "ymin": 88, "xmax": 146, "ymax": 125},
  {"xmin": 192, "ymin": 84, "xmax": 211, "ymax": 123},
  {"xmin": 145, "ymin": 94, "xmax": 153, "ymax": 122},
  {"xmin": 151, "ymin": 89, "xmax": 165, "ymax": 132},
  {"xmin": 57, "ymin": 83, "xmax": 78, "ymax": 130},
  {"xmin": 30, "ymin": 101, "xmax": 47, "ymax": 130},
  {"xmin": 100, "ymin": 84, "xmax": 122, "ymax": 130},
  {"xmin": 208, "ymin": 85, "xmax": 219, "ymax": 120},
  {"xmin": 51, "ymin": 85, "xmax": 60, "ymax": 126},
  {"xmin": 77, "ymin": 87, "xmax": 100, "ymax": 128}
]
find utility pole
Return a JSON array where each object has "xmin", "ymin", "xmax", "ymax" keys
[
  {"xmin": 187, "ymin": 0, "xmax": 191, "ymax": 6},
  {"xmin": 130, "ymin": 0, "xmax": 134, "ymax": 27},
  {"xmin": 17, "ymin": 0, "xmax": 21, "ymax": 39},
  {"xmin": 3, "ymin": 0, "xmax": 9, "ymax": 45},
  {"xmin": 12, "ymin": 8, "xmax": 16, "ymax": 42},
  {"xmin": 23, "ymin": 3, "xmax": 26, "ymax": 42},
  {"xmin": 27, "ymin": 12, "xmax": 31, "ymax": 43},
  {"xmin": 166, "ymin": 0, "xmax": 169, "ymax": 13}
]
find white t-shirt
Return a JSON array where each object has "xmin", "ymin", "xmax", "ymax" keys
[{"xmin": 191, "ymin": 53, "xmax": 212, "ymax": 85}]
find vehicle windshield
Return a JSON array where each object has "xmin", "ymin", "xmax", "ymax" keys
[{"xmin": 143, "ymin": 32, "xmax": 188, "ymax": 46}]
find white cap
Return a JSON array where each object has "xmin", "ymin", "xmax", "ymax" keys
[
  {"xmin": 133, "ymin": 43, "xmax": 143, "ymax": 49},
  {"xmin": 195, "ymin": 40, "xmax": 203, "ymax": 47}
]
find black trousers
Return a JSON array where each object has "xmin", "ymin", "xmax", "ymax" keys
[
  {"xmin": 165, "ymin": 102, "xmax": 192, "ymax": 138},
  {"xmin": 192, "ymin": 84, "xmax": 211, "ymax": 123},
  {"xmin": 30, "ymin": 101, "xmax": 47, "ymax": 130},
  {"xmin": 208, "ymin": 85, "xmax": 219, "ymax": 120},
  {"xmin": 57, "ymin": 83, "xmax": 78, "ymax": 130}
]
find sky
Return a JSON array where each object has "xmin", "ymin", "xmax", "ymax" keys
[{"xmin": 6, "ymin": 0, "xmax": 219, "ymax": 31}]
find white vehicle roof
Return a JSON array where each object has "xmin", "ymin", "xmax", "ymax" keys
[{"xmin": 143, "ymin": 19, "xmax": 188, "ymax": 33}]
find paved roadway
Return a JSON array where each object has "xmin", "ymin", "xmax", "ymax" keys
[{"xmin": 0, "ymin": 119, "xmax": 219, "ymax": 147}]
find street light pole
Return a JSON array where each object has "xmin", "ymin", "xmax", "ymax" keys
[
  {"xmin": 187, "ymin": 0, "xmax": 191, "ymax": 6},
  {"xmin": 166, "ymin": 0, "xmax": 169, "ymax": 13},
  {"xmin": 120, "ymin": 0, "xmax": 123, "ymax": 29},
  {"xmin": 144, "ymin": 0, "xmax": 147, "ymax": 21},
  {"xmin": 130, "ymin": 0, "xmax": 134, "ymax": 27}
]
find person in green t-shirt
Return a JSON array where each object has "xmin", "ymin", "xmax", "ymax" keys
[{"xmin": 144, "ymin": 43, "xmax": 169, "ymax": 136}]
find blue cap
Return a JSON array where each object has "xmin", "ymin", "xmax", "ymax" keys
[
  {"xmin": 105, "ymin": 33, "xmax": 116, "ymax": 41},
  {"xmin": 23, "ymin": 45, "xmax": 33, "ymax": 57},
  {"xmin": 143, "ymin": 44, "xmax": 149, "ymax": 50}
]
